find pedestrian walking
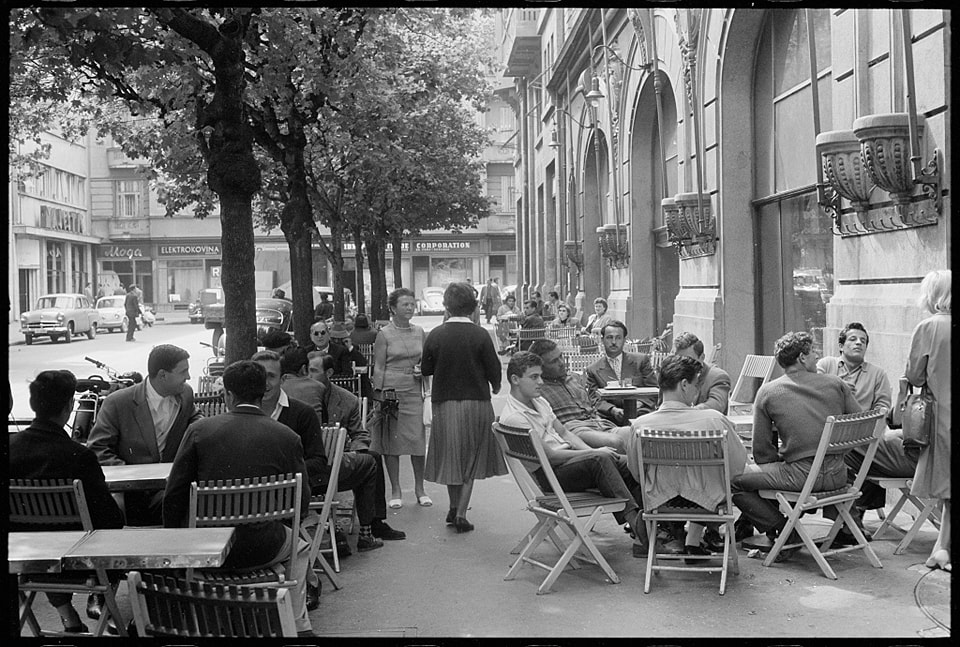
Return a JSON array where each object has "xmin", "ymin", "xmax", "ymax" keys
[
  {"xmin": 124, "ymin": 284, "xmax": 140, "ymax": 342},
  {"xmin": 422, "ymin": 282, "xmax": 507, "ymax": 532}
]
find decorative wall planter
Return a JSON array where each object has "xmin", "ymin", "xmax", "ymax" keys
[
  {"xmin": 670, "ymin": 192, "xmax": 717, "ymax": 259},
  {"xmin": 563, "ymin": 239, "xmax": 583, "ymax": 273},
  {"xmin": 816, "ymin": 129, "xmax": 873, "ymax": 235},
  {"xmin": 853, "ymin": 113, "xmax": 915, "ymax": 204},
  {"xmin": 596, "ymin": 224, "xmax": 629, "ymax": 269}
]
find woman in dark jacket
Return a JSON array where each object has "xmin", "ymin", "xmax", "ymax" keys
[{"xmin": 422, "ymin": 282, "xmax": 507, "ymax": 532}]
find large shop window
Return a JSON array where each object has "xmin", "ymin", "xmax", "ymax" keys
[
  {"xmin": 753, "ymin": 8, "xmax": 833, "ymax": 355},
  {"xmin": 430, "ymin": 257, "xmax": 473, "ymax": 287},
  {"xmin": 101, "ymin": 260, "xmax": 153, "ymax": 303}
]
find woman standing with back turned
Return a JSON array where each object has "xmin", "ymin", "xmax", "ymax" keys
[
  {"xmin": 905, "ymin": 269, "xmax": 951, "ymax": 572},
  {"xmin": 422, "ymin": 282, "xmax": 507, "ymax": 532}
]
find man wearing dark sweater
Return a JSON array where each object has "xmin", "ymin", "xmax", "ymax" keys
[{"xmin": 731, "ymin": 332, "xmax": 861, "ymax": 553}]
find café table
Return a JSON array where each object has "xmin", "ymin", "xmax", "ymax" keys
[
  {"xmin": 62, "ymin": 527, "xmax": 236, "ymax": 571},
  {"xmin": 101, "ymin": 462, "xmax": 172, "ymax": 492},
  {"xmin": 597, "ymin": 385, "xmax": 660, "ymax": 419},
  {"xmin": 728, "ymin": 413, "xmax": 753, "ymax": 451},
  {"xmin": 9, "ymin": 531, "xmax": 89, "ymax": 574}
]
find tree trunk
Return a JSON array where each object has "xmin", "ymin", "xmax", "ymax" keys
[
  {"xmin": 366, "ymin": 233, "xmax": 385, "ymax": 320},
  {"xmin": 284, "ymin": 225, "xmax": 314, "ymax": 347},
  {"xmin": 352, "ymin": 226, "xmax": 366, "ymax": 315},
  {"xmin": 391, "ymin": 230, "xmax": 404, "ymax": 289},
  {"xmin": 329, "ymin": 225, "xmax": 346, "ymax": 321},
  {"xmin": 218, "ymin": 194, "xmax": 258, "ymax": 364}
]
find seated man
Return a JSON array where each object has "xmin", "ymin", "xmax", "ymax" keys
[
  {"xmin": 306, "ymin": 352, "xmax": 405, "ymax": 543},
  {"xmin": 528, "ymin": 339, "xmax": 633, "ymax": 452},
  {"xmin": 731, "ymin": 332, "xmax": 861, "ymax": 558},
  {"xmin": 673, "ymin": 332, "xmax": 731, "ymax": 414},
  {"xmin": 87, "ymin": 344, "xmax": 201, "ymax": 526},
  {"xmin": 500, "ymin": 352, "xmax": 648, "ymax": 556},
  {"xmin": 261, "ymin": 330, "xmax": 297, "ymax": 357},
  {"xmin": 584, "ymin": 321, "xmax": 658, "ymax": 424},
  {"xmin": 817, "ymin": 322, "xmax": 908, "ymax": 532},
  {"xmin": 520, "ymin": 299, "xmax": 545, "ymax": 329},
  {"xmin": 10, "ymin": 370, "xmax": 125, "ymax": 634},
  {"xmin": 162, "ymin": 360, "xmax": 316, "ymax": 637},
  {"xmin": 631, "ymin": 356, "xmax": 750, "ymax": 557},
  {"xmin": 328, "ymin": 322, "xmax": 372, "ymax": 398}
]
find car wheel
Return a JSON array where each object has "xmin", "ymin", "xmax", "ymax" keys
[
  {"xmin": 64, "ymin": 324, "xmax": 73, "ymax": 343},
  {"xmin": 24, "ymin": 333, "xmax": 33, "ymax": 345},
  {"xmin": 120, "ymin": 317, "xmax": 128, "ymax": 333},
  {"xmin": 86, "ymin": 323, "xmax": 97, "ymax": 340}
]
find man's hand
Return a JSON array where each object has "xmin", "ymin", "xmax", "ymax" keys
[{"xmin": 592, "ymin": 446, "xmax": 619, "ymax": 458}]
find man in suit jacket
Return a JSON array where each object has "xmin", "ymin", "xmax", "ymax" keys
[
  {"xmin": 87, "ymin": 344, "xmax": 201, "ymax": 526},
  {"xmin": 674, "ymin": 332, "xmax": 731, "ymax": 414},
  {"xmin": 162, "ymin": 360, "xmax": 316, "ymax": 637},
  {"xmin": 10, "ymin": 370, "xmax": 125, "ymax": 633},
  {"xmin": 584, "ymin": 321, "xmax": 658, "ymax": 424}
]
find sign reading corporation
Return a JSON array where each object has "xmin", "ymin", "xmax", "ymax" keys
[{"xmin": 158, "ymin": 244, "xmax": 222, "ymax": 256}]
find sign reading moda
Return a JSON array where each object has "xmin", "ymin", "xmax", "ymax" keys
[{"xmin": 158, "ymin": 244, "xmax": 222, "ymax": 256}]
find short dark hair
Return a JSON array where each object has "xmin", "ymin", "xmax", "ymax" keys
[
  {"xmin": 507, "ymin": 351, "xmax": 542, "ymax": 382},
  {"xmin": 600, "ymin": 320, "xmax": 628, "ymax": 338},
  {"xmin": 307, "ymin": 353, "xmax": 336, "ymax": 373},
  {"xmin": 527, "ymin": 338, "xmax": 558, "ymax": 358},
  {"xmin": 523, "ymin": 299, "xmax": 539, "ymax": 310},
  {"xmin": 444, "ymin": 282, "xmax": 477, "ymax": 317},
  {"xmin": 505, "ymin": 293, "xmax": 516, "ymax": 302},
  {"xmin": 774, "ymin": 331, "xmax": 813, "ymax": 368},
  {"xmin": 658, "ymin": 355, "xmax": 702, "ymax": 391},
  {"xmin": 29, "ymin": 370, "xmax": 77, "ymax": 420},
  {"xmin": 839, "ymin": 322, "xmax": 869, "ymax": 346},
  {"xmin": 388, "ymin": 288, "xmax": 415, "ymax": 310},
  {"xmin": 674, "ymin": 332, "xmax": 705, "ymax": 357},
  {"xmin": 147, "ymin": 344, "xmax": 190, "ymax": 378},
  {"xmin": 354, "ymin": 314, "xmax": 369, "ymax": 328},
  {"xmin": 251, "ymin": 349, "xmax": 281, "ymax": 364},
  {"xmin": 548, "ymin": 291, "xmax": 559, "ymax": 300},
  {"xmin": 222, "ymin": 360, "xmax": 266, "ymax": 403},
  {"xmin": 280, "ymin": 346, "xmax": 309, "ymax": 375},
  {"xmin": 260, "ymin": 330, "xmax": 293, "ymax": 350}
]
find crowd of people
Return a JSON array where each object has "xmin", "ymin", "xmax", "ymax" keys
[{"xmin": 10, "ymin": 270, "xmax": 951, "ymax": 636}]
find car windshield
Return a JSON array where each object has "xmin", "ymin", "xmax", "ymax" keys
[
  {"xmin": 37, "ymin": 296, "xmax": 73, "ymax": 309},
  {"xmin": 97, "ymin": 297, "xmax": 124, "ymax": 309}
]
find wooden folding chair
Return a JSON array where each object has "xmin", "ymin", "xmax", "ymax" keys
[
  {"xmin": 758, "ymin": 407, "xmax": 887, "ymax": 579},
  {"xmin": 127, "ymin": 571, "xmax": 296, "ymax": 637},
  {"xmin": 728, "ymin": 354, "xmax": 777, "ymax": 415},
  {"xmin": 517, "ymin": 327, "xmax": 548, "ymax": 351},
  {"xmin": 546, "ymin": 327, "xmax": 578, "ymax": 352},
  {"xmin": 304, "ymin": 426, "xmax": 347, "ymax": 590},
  {"xmin": 10, "ymin": 478, "xmax": 128, "ymax": 637},
  {"xmin": 357, "ymin": 343, "xmax": 374, "ymax": 366},
  {"xmin": 187, "ymin": 473, "xmax": 302, "ymax": 589},
  {"xmin": 633, "ymin": 428, "xmax": 739, "ymax": 595},
  {"xmin": 649, "ymin": 351, "xmax": 670, "ymax": 374},
  {"xmin": 330, "ymin": 374, "xmax": 362, "ymax": 397},
  {"xmin": 491, "ymin": 422, "xmax": 628, "ymax": 594},
  {"xmin": 193, "ymin": 391, "xmax": 227, "ymax": 417},
  {"xmin": 564, "ymin": 352, "xmax": 601, "ymax": 376},
  {"xmin": 866, "ymin": 477, "xmax": 942, "ymax": 555}
]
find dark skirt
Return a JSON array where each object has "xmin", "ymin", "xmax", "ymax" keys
[{"xmin": 424, "ymin": 399, "xmax": 507, "ymax": 485}]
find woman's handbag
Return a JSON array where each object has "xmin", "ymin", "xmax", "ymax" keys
[{"xmin": 893, "ymin": 378, "xmax": 935, "ymax": 448}]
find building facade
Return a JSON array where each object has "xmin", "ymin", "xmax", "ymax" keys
[{"xmin": 497, "ymin": 7, "xmax": 950, "ymax": 387}]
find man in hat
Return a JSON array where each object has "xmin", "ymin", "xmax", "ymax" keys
[
  {"xmin": 329, "ymin": 321, "xmax": 371, "ymax": 397},
  {"xmin": 261, "ymin": 330, "xmax": 297, "ymax": 357},
  {"xmin": 350, "ymin": 314, "xmax": 379, "ymax": 346}
]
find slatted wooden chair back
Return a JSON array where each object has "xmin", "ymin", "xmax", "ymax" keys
[
  {"xmin": 11, "ymin": 479, "xmax": 128, "ymax": 636},
  {"xmin": 194, "ymin": 391, "xmax": 227, "ymax": 417},
  {"xmin": 564, "ymin": 352, "xmax": 601, "ymax": 375},
  {"xmin": 649, "ymin": 351, "xmax": 670, "ymax": 373},
  {"xmin": 517, "ymin": 327, "xmax": 548, "ymax": 351},
  {"xmin": 306, "ymin": 426, "xmax": 347, "ymax": 589},
  {"xmin": 330, "ymin": 374, "xmax": 362, "ymax": 397},
  {"xmin": 546, "ymin": 326, "xmax": 579, "ymax": 351},
  {"xmin": 189, "ymin": 473, "xmax": 302, "ymax": 583},
  {"xmin": 127, "ymin": 571, "xmax": 297, "ymax": 638},
  {"xmin": 626, "ymin": 339, "xmax": 653, "ymax": 354},
  {"xmin": 728, "ymin": 354, "xmax": 777, "ymax": 414},
  {"xmin": 577, "ymin": 334, "xmax": 600, "ymax": 354},
  {"xmin": 633, "ymin": 428, "xmax": 738, "ymax": 594},
  {"xmin": 9, "ymin": 478, "xmax": 93, "ymax": 530},
  {"xmin": 357, "ymin": 343, "xmax": 374, "ymax": 365},
  {"xmin": 491, "ymin": 421, "xmax": 540, "ymax": 474},
  {"xmin": 756, "ymin": 407, "xmax": 887, "ymax": 579}
]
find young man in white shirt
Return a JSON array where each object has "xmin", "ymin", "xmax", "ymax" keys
[{"xmin": 500, "ymin": 351, "xmax": 649, "ymax": 556}]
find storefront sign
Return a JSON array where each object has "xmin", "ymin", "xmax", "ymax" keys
[
  {"xmin": 343, "ymin": 242, "xmax": 410, "ymax": 253},
  {"xmin": 414, "ymin": 241, "xmax": 473, "ymax": 251},
  {"xmin": 159, "ymin": 244, "xmax": 222, "ymax": 256},
  {"xmin": 99, "ymin": 245, "xmax": 148, "ymax": 260}
]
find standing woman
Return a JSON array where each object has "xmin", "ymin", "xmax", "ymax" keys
[
  {"xmin": 422, "ymin": 282, "xmax": 507, "ymax": 532},
  {"xmin": 905, "ymin": 269, "xmax": 951, "ymax": 571},
  {"xmin": 371, "ymin": 288, "xmax": 429, "ymax": 508}
]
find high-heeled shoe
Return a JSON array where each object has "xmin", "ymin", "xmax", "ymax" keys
[{"xmin": 453, "ymin": 516, "xmax": 474, "ymax": 533}]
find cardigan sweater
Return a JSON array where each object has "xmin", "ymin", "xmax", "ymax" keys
[
  {"xmin": 422, "ymin": 320, "xmax": 501, "ymax": 403},
  {"xmin": 752, "ymin": 370, "xmax": 861, "ymax": 464}
]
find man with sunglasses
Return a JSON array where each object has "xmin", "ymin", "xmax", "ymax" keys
[{"xmin": 305, "ymin": 320, "xmax": 348, "ymax": 374}]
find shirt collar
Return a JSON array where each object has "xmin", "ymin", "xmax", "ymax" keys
[
  {"xmin": 656, "ymin": 400, "xmax": 691, "ymax": 410},
  {"xmin": 446, "ymin": 316, "xmax": 472, "ymax": 323},
  {"xmin": 270, "ymin": 389, "xmax": 290, "ymax": 420},
  {"xmin": 145, "ymin": 376, "xmax": 169, "ymax": 408}
]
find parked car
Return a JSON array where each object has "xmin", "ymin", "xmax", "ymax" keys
[
  {"xmin": 196, "ymin": 288, "xmax": 224, "ymax": 326},
  {"xmin": 95, "ymin": 295, "xmax": 130, "ymax": 333},
  {"xmin": 20, "ymin": 293, "xmax": 101, "ymax": 344},
  {"xmin": 273, "ymin": 281, "xmax": 357, "ymax": 319},
  {"xmin": 418, "ymin": 287, "xmax": 446, "ymax": 315},
  {"xmin": 255, "ymin": 297, "xmax": 294, "ymax": 341}
]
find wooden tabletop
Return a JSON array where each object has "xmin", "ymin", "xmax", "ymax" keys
[
  {"xmin": 597, "ymin": 386, "xmax": 659, "ymax": 398},
  {"xmin": 62, "ymin": 527, "xmax": 236, "ymax": 571},
  {"xmin": 101, "ymin": 462, "xmax": 172, "ymax": 491},
  {"xmin": 9, "ymin": 531, "xmax": 89, "ymax": 574}
]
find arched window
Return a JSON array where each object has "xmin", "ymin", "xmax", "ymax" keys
[{"xmin": 753, "ymin": 9, "xmax": 834, "ymax": 354}]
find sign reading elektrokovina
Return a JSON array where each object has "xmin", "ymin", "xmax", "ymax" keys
[{"xmin": 158, "ymin": 244, "xmax": 222, "ymax": 256}]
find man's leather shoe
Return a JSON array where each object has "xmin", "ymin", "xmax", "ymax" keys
[
  {"xmin": 306, "ymin": 582, "xmax": 321, "ymax": 611},
  {"xmin": 683, "ymin": 544, "xmax": 715, "ymax": 565},
  {"xmin": 702, "ymin": 526, "xmax": 725, "ymax": 552},
  {"xmin": 832, "ymin": 528, "xmax": 869, "ymax": 547},
  {"xmin": 85, "ymin": 593, "xmax": 104, "ymax": 620},
  {"xmin": 632, "ymin": 542, "xmax": 649, "ymax": 558},
  {"xmin": 357, "ymin": 535, "xmax": 384, "ymax": 552},
  {"xmin": 371, "ymin": 520, "xmax": 406, "ymax": 540},
  {"xmin": 734, "ymin": 516, "xmax": 755, "ymax": 543}
]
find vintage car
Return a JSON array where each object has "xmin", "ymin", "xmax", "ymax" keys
[
  {"xmin": 255, "ymin": 297, "xmax": 294, "ymax": 341},
  {"xmin": 195, "ymin": 288, "xmax": 224, "ymax": 326},
  {"xmin": 417, "ymin": 286, "xmax": 446, "ymax": 315},
  {"xmin": 20, "ymin": 293, "xmax": 101, "ymax": 344},
  {"xmin": 95, "ymin": 295, "xmax": 130, "ymax": 333}
]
